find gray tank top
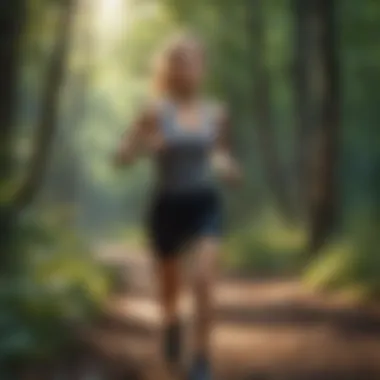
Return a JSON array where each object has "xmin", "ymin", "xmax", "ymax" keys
[{"xmin": 154, "ymin": 100, "xmax": 218, "ymax": 193}]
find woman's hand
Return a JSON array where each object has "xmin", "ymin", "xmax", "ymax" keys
[
  {"xmin": 225, "ymin": 161, "xmax": 243, "ymax": 186},
  {"xmin": 213, "ymin": 103, "xmax": 243, "ymax": 186},
  {"xmin": 143, "ymin": 129, "xmax": 166, "ymax": 155},
  {"xmin": 113, "ymin": 104, "xmax": 161, "ymax": 168},
  {"xmin": 113, "ymin": 139, "xmax": 134, "ymax": 168},
  {"xmin": 212, "ymin": 150, "xmax": 243, "ymax": 186}
]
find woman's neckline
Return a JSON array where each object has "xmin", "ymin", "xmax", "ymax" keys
[{"xmin": 166, "ymin": 96, "xmax": 206, "ymax": 133}]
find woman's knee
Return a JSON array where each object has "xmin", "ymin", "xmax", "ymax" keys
[
  {"xmin": 157, "ymin": 257, "xmax": 182, "ymax": 297},
  {"xmin": 193, "ymin": 238, "xmax": 219, "ymax": 290}
]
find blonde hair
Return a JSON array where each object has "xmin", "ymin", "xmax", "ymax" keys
[{"xmin": 151, "ymin": 32, "xmax": 205, "ymax": 97}]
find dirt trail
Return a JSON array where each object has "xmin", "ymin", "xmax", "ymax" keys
[{"xmin": 82, "ymin": 245, "xmax": 380, "ymax": 380}]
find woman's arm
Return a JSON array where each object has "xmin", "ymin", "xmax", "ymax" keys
[
  {"xmin": 113, "ymin": 106, "xmax": 157, "ymax": 167},
  {"xmin": 213, "ymin": 104, "xmax": 243, "ymax": 185}
]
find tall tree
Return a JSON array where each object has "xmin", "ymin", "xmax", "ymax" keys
[
  {"xmin": 0, "ymin": 0, "xmax": 26, "ymax": 189},
  {"xmin": 293, "ymin": 0, "xmax": 316, "ymax": 219},
  {"xmin": 0, "ymin": 0, "xmax": 76, "ymax": 271},
  {"xmin": 247, "ymin": 0, "xmax": 294, "ymax": 222},
  {"xmin": 308, "ymin": 0, "xmax": 340, "ymax": 253},
  {"xmin": 14, "ymin": 0, "xmax": 77, "ymax": 210},
  {"xmin": 47, "ymin": 0, "xmax": 94, "ymax": 206},
  {"xmin": 0, "ymin": 0, "xmax": 27, "ymax": 264}
]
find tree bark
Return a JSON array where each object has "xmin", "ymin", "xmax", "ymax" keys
[
  {"xmin": 247, "ymin": 0, "xmax": 294, "ymax": 222},
  {"xmin": 293, "ymin": 0, "xmax": 316, "ymax": 219},
  {"xmin": 14, "ymin": 0, "xmax": 76, "ymax": 211},
  {"xmin": 0, "ymin": 0, "xmax": 76, "ymax": 272},
  {"xmin": 0, "ymin": 1, "xmax": 26, "ymax": 185},
  {"xmin": 48, "ymin": 0, "xmax": 94, "ymax": 205},
  {"xmin": 0, "ymin": 1, "xmax": 27, "ymax": 266},
  {"xmin": 308, "ymin": 0, "xmax": 340, "ymax": 253}
]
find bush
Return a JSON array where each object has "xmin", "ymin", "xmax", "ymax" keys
[
  {"xmin": 304, "ymin": 222, "xmax": 380, "ymax": 300},
  {"xmin": 224, "ymin": 211, "xmax": 306, "ymax": 276},
  {"xmin": 0, "ymin": 213, "xmax": 112, "ymax": 371}
]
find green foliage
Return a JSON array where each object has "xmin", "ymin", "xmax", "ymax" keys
[
  {"xmin": 10, "ymin": 0, "xmax": 380, "ymax": 322},
  {"xmin": 224, "ymin": 210, "xmax": 306, "ymax": 276},
  {"xmin": 305, "ymin": 222, "xmax": 380, "ymax": 300},
  {"xmin": 0, "ymin": 213, "xmax": 111, "ymax": 367},
  {"xmin": 112, "ymin": 226, "xmax": 147, "ymax": 248}
]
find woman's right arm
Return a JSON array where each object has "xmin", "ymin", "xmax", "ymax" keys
[{"xmin": 113, "ymin": 107, "xmax": 156, "ymax": 167}]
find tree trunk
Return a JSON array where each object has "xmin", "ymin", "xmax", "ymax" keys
[
  {"xmin": 308, "ymin": 0, "xmax": 340, "ymax": 253},
  {"xmin": 0, "ymin": 0, "xmax": 76, "ymax": 272},
  {"xmin": 247, "ymin": 0, "xmax": 294, "ymax": 222},
  {"xmin": 0, "ymin": 1, "xmax": 27, "ymax": 266},
  {"xmin": 49, "ymin": 0, "xmax": 94, "ymax": 204},
  {"xmin": 293, "ymin": 0, "xmax": 316, "ymax": 220},
  {"xmin": 14, "ymin": 0, "xmax": 77, "ymax": 211},
  {"xmin": 0, "ymin": 0, "xmax": 26, "ymax": 186}
]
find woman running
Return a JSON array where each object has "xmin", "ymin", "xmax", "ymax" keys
[{"xmin": 114, "ymin": 33, "xmax": 242, "ymax": 380}]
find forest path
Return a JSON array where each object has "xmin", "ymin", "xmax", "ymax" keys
[{"xmin": 80, "ymin": 244, "xmax": 380, "ymax": 380}]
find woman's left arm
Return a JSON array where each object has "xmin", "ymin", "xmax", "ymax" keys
[{"xmin": 213, "ymin": 104, "xmax": 243, "ymax": 186}]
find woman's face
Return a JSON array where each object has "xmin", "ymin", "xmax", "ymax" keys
[{"xmin": 166, "ymin": 45, "xmax": 205, "ymax": 95}]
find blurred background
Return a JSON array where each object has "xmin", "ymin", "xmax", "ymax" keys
[{"xmin": 1, "ymin": 0, "xmax": 379, "ymax": 379}]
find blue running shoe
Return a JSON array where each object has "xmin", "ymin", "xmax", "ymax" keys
[{"xmin": 188, "ymin": 355, "xmax": 212, "ymax": 380}]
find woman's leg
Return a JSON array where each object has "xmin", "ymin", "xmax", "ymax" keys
[
  {"xmin": 157, "ymin": 256, "xmax": 182, "ymax": 325},
  {"xmin": 156, "ymin": 255, "xmax": 183, "ymax": 365},
  {"xmin": 192, "ymin": 237, "xmax": 220, "ymax": 360}
]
